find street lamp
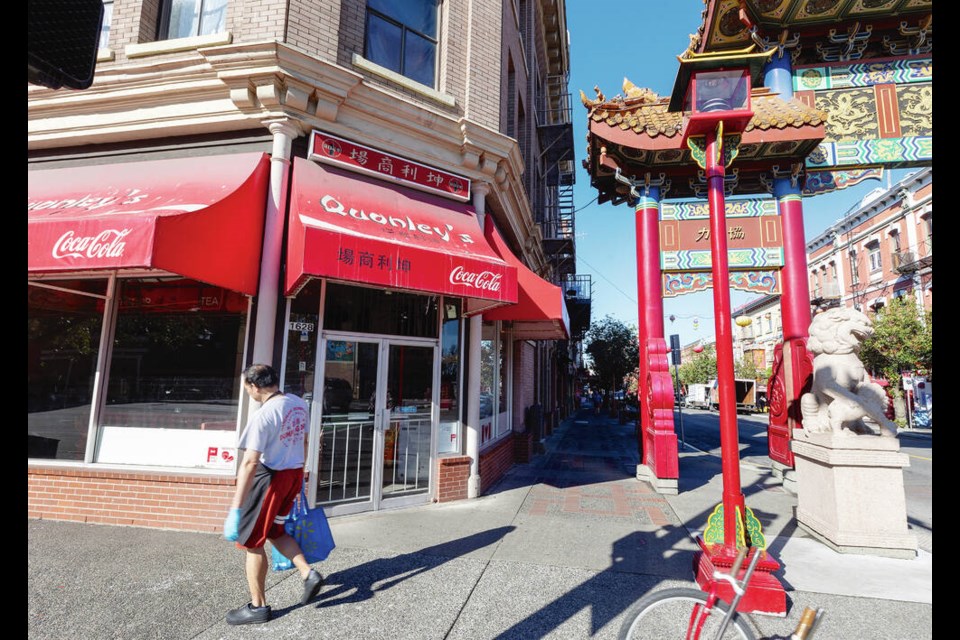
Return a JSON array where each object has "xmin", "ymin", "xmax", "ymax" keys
[{"xmin": 669, "ymin": 44, "xmax": 782, "ymax": 611}]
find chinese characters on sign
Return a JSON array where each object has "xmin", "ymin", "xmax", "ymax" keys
[
  {"xmin": 308, "ymin": 130, "xmax": 471, "ymax": 202},
  {"xmin": 336, "ymin": 248, "xmax": 412, "ymax": 273},
  {"xmin": 692, "ymin": 225, "xmax": 747, "ymax": 242}
]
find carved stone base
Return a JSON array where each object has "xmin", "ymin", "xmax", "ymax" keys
[
  {"xmin": 770, "ymin": 460, "xmax": 798, "ymax": 495},
  {"xmin": 636, "ymin": 464, "xmax": 678, "ymax": 495},
  {"xmin": 791, "ymin": 428, "xmax": 917, "ymax": 559}
]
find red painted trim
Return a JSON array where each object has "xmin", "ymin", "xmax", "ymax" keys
[{"xmin": 875, "ymin": 84, "xmax": 902, "ymax": 139}]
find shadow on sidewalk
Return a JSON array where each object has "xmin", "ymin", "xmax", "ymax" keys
[{"xmin": 314, "ymin": 526, "xmax": 516, "ymax": 608}]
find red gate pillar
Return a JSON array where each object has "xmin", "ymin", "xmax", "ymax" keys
[
  {"xmin": 692, "ymin": 126, "xmax": 786, "ymax": 615},
  {"xmin": 634, "ymin": 184, "xmax": 679, "ymax": 493},
  {"xmin": 766, "ymin": 173, "xmax": 814, "ymax": 476}
]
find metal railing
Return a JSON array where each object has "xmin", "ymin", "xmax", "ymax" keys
[{"xmin": 315, "ymin": 411, "xmax": 431, "ymax": 507}]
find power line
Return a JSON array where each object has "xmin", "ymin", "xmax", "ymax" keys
[
  {"xmin": 577, "ymin": 254, "xmax": 637, "ymax": 305},
  {"xmin": 573, "ymin": 195, "xmax": 598, "ymax": 213}
]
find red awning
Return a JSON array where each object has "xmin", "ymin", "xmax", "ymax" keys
[
  {"xmin": 28, "ymin": 153, "xmax": 270, "ymax": 295},
  {"xmin": 482, "ymin": 223, "xmax": 570, "ymax": 340},
  {"xmin": 286, "ymin": 158, "xmax": 517, "ymax": 312}
]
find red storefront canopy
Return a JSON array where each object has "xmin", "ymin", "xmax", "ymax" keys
[
  {"xmin": 482, "ymin": 223, "xmax": 570, "ymax": 340},
  {"xmin": 286, "ymin": 158, "xmax": 517, "ymax": 312},
  {"xmin": 28, "ymin": 153, "xmax": 271, "ymax": 295}
]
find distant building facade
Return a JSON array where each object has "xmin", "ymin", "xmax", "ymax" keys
[
  {"xmin": 807, "ymin": 169, "xmax": 932, "ymax": 315},
  {"xmin": 732, "ymin": 295, "xmax": 782, "ymax": 373}
]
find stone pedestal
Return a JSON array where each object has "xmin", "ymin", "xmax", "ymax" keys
[
  {"xmin": 791, "ymin": 428, "xmax": 917, "ymax": 559},
  {"xmin": 770, "ymin": 460, "xmax": 798, "ymax": 496},
  {"xmin": 636, "ymin": 464, "xmax": 678, "ymax": 495}
]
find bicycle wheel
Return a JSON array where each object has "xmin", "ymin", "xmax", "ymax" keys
[{"xmin": 618, "ymin": 588, "xmax": 756, "ymax": 640}]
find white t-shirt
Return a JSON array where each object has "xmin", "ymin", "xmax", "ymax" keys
[{"xmin": 238, "ymin": 393, "xmax": 309, "ymax": 470}]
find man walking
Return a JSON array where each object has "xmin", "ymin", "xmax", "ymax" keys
[{"xmin": 222, "ymin": 363, "xmax": 324, "ymax": 625}]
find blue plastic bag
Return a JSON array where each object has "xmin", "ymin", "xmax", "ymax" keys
[
  {"xmin": 270, "ymin": 487, "xmax": 336, "ymax": 571},
  {"xmin": 286, "ymin": 488, "xmax": 336, "ymax": 563},
  {"xmin": 271, "ymin": 544, "xmax": 294, "ymax": 571}
]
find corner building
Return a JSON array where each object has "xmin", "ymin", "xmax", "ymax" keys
[{"xmin": 28, "ymin": 0, "xmax": 588, "ymax": 529}]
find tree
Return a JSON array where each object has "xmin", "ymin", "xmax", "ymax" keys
[
  {"xmin": 585, "ymin": 315, "xmax": 639, "ymax": 395},
  {"xmin": 677, "ymin": 345, "xmax": 717, "ymax": 386},
  {"xmin": 734, "ymin": 357, "xmax": 769, "ymax": 383},
  {"xmin": 860, "ymin": 296, "xmax": 933, "ymax": 397}
]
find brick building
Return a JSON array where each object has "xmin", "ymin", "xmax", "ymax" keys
[
  {"xmin": 28, "ymin": 0, "xmax": 591, "ymax": 532},
  {"xmin": 807, "ymin": 168, "xmax": 932, "ymax": 316}
]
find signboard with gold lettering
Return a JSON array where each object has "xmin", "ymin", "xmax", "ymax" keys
[{"xmin": 659, "ymin": 199, "xmax": 783, "ymax": 271}]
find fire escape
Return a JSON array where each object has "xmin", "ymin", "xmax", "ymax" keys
[
  {"xmin": 893, "ymin": 248, "xmax": 932, "ymax": 276},
  {"xmin": 893, "ymin": 242, "xmax": 933, "ymax": 297},
  {"xmin": 538, "ymin": 73, "xmax": 591, "ymax": 340}
]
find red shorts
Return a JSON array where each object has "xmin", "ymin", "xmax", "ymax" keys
[{"xmin": 235, "ymin": 463, "xmax": 303, "ymax": 549}]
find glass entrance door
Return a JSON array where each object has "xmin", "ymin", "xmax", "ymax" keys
[
  {"xmin": 313, "ymin": 335, "xmax": 436, "ymax": 516},
  {"xmin": 381, "ymin": 343, "xmax": 434, "ymax": 503}
]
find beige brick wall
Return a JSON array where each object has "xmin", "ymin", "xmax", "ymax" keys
[
  {"xmin": 104, "ymin": 0, "xmax": 159, "ymax": 64},
  {"xmin": 98, "ymin": 0, "xmax": 509, "ymax": 130},
  {"xmin": 500, "ymin": 0, "xmax": 528, "ymax": 136},
  {"xmin": 233, "ymin": 0, "xmax": 288, "ymax": 43},
  {"xmin": 285, "ymin": 0, "xmax": 340, "ymax": 61},
  {"xmin": 456, "ymin": 0, "xmax": 502, "ymax": 129}
]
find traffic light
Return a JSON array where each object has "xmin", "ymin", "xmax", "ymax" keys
[
  {"xmin": 669, "ymin": 334, "xmax": 681, "ymax": 365},
  {"xmin": 28, "ymin": 0, "xmax": 104, "ymax": 90}
]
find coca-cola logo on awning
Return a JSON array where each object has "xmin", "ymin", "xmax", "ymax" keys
[
  {"xmin": 52, "ymin": 229, "xmax": 131, "ymax": 260},
  {"xmin": 449, "ymin": 266, "xmax": 502, "ymax": 292}
]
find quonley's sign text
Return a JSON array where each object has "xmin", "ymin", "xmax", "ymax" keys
[{"xmin": 315, "ymin": 194, "xmax": 502, "ymax": 293}]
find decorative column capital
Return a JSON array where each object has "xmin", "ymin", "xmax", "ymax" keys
[
  {"xmin": 265, "ymin": 118, "xmax": 304, "ymax": 140},
  {"xmin": 472, "ymin": 181, "xmax": 492, "ymax": 198}
]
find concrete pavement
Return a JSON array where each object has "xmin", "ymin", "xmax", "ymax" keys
[{"xmin": 28, "ymin": 408, "xmax": 932, "ymax": 639}]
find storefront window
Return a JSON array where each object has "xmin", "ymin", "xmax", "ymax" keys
[
  {"xmin": 284, "ymin": 279, "xmax": 322, "ymax": 409},
  {"xmin": 496, "ymin": 329, "xmax": 509, "ymax": 438},
  {"xmin": 479, "ymin": 332, "xmax": 495, "ymax": 445},
  {"xmin": 28, "ymin": 278, "xmax": 107, "ymax": 461},
  {"xmin": 96, "ymin": 278, "xmax": 247, "ymax": 468},
  {"xmin": 437, "ymin": 300, "xmax": 461, "ymax": 454},
  {"xmin": 322, "ymin": 282, "xmax": 439, "ymax": 338}
]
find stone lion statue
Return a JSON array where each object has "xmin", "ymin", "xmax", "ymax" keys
[{"xmin": 799, "ymin": 307, "xmax": 897, "ymax": 437}]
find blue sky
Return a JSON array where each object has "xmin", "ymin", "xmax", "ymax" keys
[{"xmin": 566, "ymin": 1, "xmax": 908, "ymax": 348}]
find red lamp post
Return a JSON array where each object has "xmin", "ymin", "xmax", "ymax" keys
[{"xmin": 669, "ymin": 45, "xmax": 786, "ymax": 615}]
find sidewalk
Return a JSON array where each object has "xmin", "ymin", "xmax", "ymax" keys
[{"xmin": 28, "ymin": 409, "xmax": 932, "ymax": 639}]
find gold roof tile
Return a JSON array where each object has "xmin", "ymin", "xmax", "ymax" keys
[{"xmin": 584, "ymin": 89, "xmax": 827, "ymax": 139}]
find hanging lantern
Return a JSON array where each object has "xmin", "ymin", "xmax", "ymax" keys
[
  {"xmin": 693, "ymin": 344, "xmax": 704, "ymax": 353},
  {"xmin": 735, "ymin": 316, "xmax": 752, "ymax": 327}
]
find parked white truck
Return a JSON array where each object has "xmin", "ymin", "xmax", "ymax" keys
[
  {"xmin": 684, "ymin": 383, "xmax": 712, "ymax": 410},
  {"xmin": 705, "ymin": 378, "xmax": 758, "ymax": 413}
]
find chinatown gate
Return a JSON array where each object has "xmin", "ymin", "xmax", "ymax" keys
[{"xmin": 581, "ymin": 0, "xmax": 931, "ymax": 613}]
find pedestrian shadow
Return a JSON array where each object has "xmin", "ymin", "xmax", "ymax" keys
[
  {"xmin": 484, "ymin": 416, "xmax": 803, "ymax": 637},
  {"xmin": 311, "ymin": 526, "xmax": 516, "ymax": 608},
  {"xmin": 487, "ymin": 488, "xmax": 799, "ymax": 639},
  {"xmin": 489, "ymin": 529, "xmax": 687, "ymax": 639}
]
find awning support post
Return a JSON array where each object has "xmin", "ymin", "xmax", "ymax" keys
[
  {"xmin": 251, "ymin": 119, "xmax": 301, "ymax": 366},
  {"xmin": 466, "ymin": 182, "xmax": 491, "ymax": 498}
]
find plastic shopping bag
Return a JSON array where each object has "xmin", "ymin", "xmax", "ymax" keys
[
  {"xmin": 271, "ymin": 544, "xmax": 294, "ymax": 571},
  {"xmin": 270, "ymin": 487, "xmax": 336, "ymax": 571},
  {"xmin": 285, "ymin": 488, "xmax": 336, "ymax": 564}
]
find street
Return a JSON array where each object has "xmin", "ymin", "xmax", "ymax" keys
[{"xmin": 669, "ymin": 406, "xmax": 933, "ymax": 553}]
